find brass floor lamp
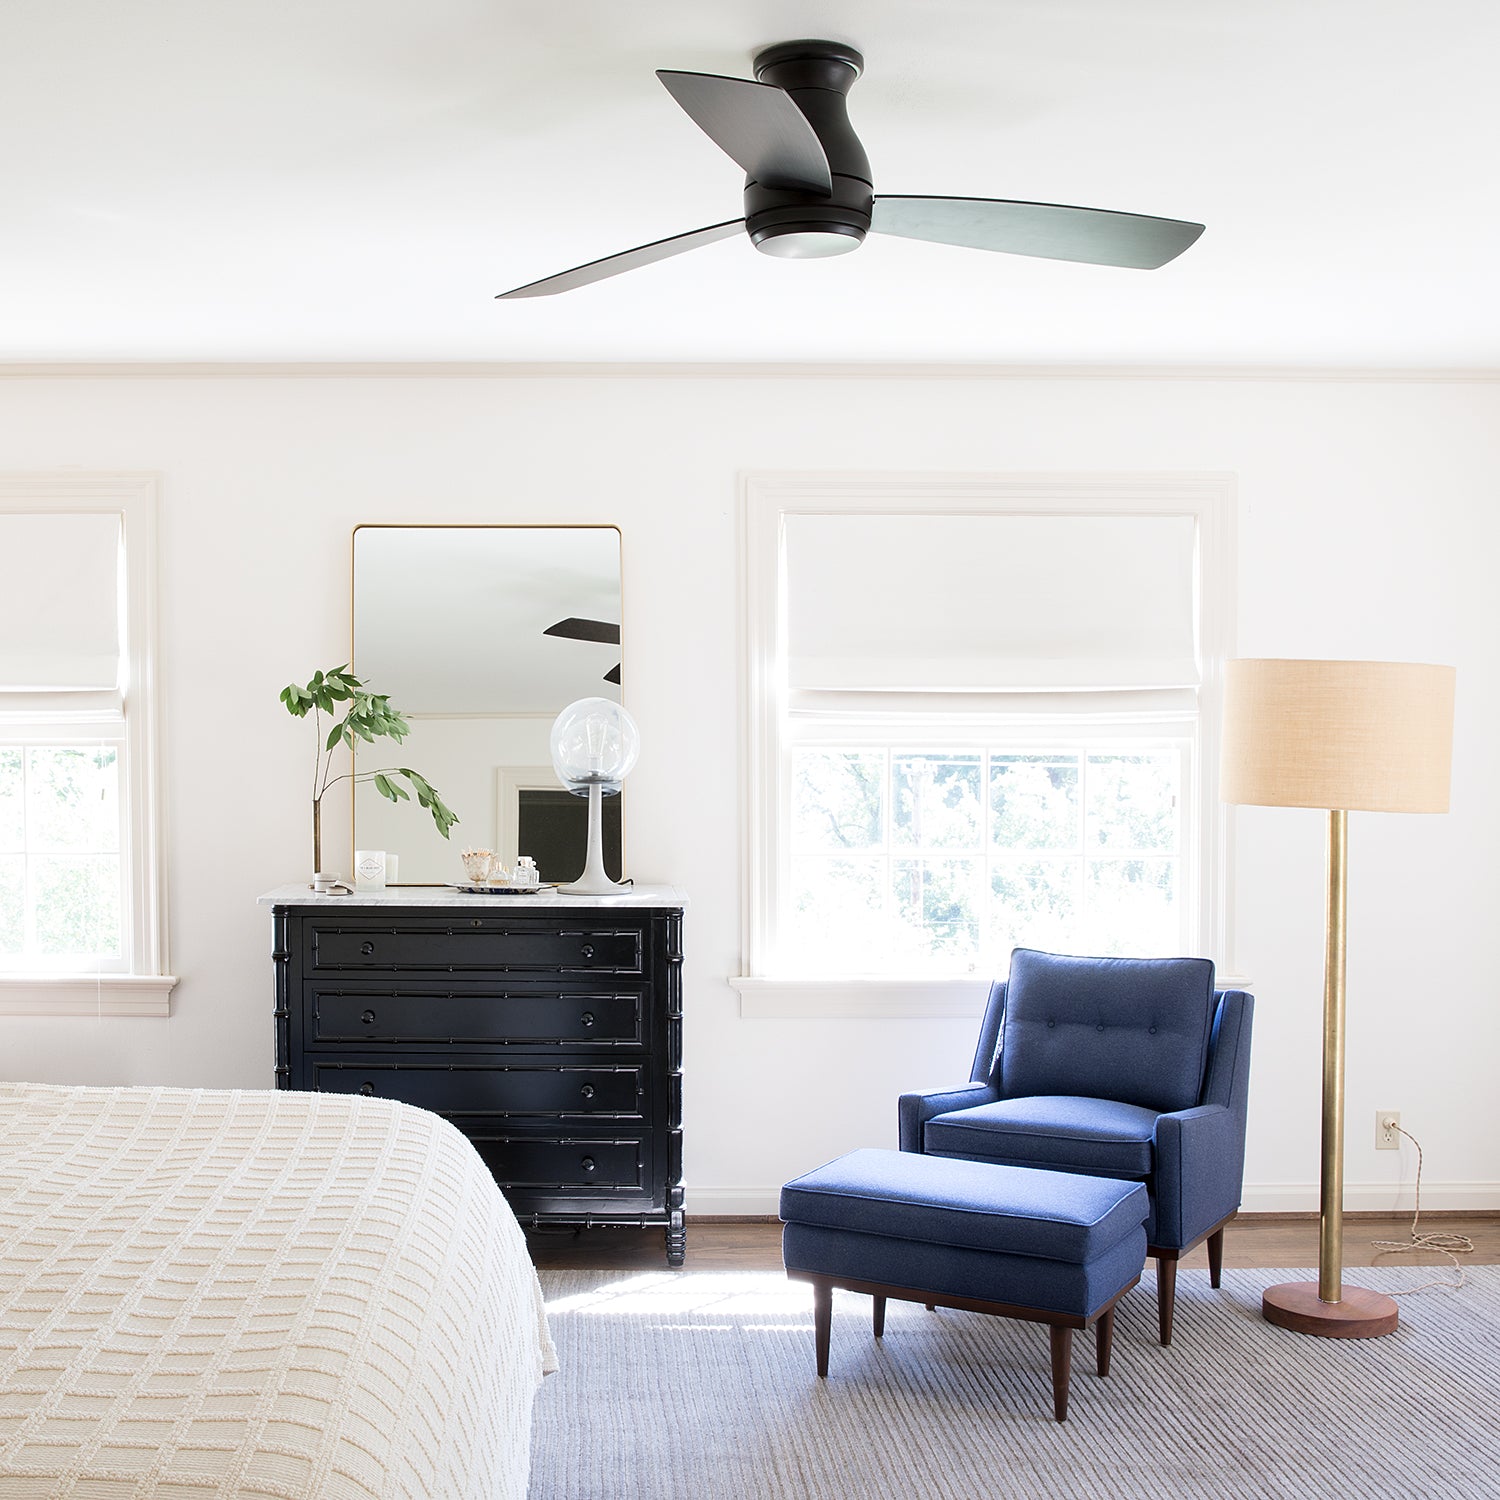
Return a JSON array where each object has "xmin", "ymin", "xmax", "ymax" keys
[{"xmin": 1220, "ymin": 659, "xmax": 1455, "ymax": 1338}]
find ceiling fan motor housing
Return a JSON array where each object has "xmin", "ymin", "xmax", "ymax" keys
[{"xmin": 747, "ymin": 41, "xmax": 872, "ymax": 257}]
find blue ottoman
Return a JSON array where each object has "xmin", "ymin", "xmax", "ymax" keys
[{"xmin": 780, "ymin": 1148, "xmax": 1149, "ymax": 1421}]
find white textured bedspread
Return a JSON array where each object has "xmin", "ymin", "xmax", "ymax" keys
[{"xmin": 0, "ymin": 1082, "xmax": 557, "ymax": 1499}]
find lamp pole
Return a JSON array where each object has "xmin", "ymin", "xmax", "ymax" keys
[{"xmin": 1318, "ymin": 808, "xmax": 1347, "ymax": 1304}]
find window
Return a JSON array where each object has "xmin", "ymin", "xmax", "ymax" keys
[
  {"xmin": 787, "ymin": 741, "xmax": 1188, "ymax": 974},
  {"xmin": 0, "ymin": 742, "xmax": 124, "ymax": 968},
  {"xmin": 735, "ymin": 474, "xmax": 1233, "ymax": 1016},
  {"xmin": 0, "ymin": 477, "xmax": 173, "ymax": 1015}
]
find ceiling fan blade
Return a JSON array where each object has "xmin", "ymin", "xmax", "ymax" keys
[
  {"xmin": 870, "ymin": 195, "xmax": 1204, "ymax": 270},
  {"xmin": 544, "ymin": 618, "xmax": 621, "ymax": 646},
  {"xmin": 497, "ymin": 218, "xmax": 744, "ymax": 299},
  {"xmin": 657, "ymin": 69, "xmax": 832, "ymax": 194}
]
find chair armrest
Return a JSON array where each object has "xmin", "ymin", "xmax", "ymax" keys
[
  {"xmin": 1153, "ymin": 1102, "xmax": 1246, "ymax": 1249},
  {"xmin": 898, "ymin": 1083, "xmax": 999, "ymax": 1153}
]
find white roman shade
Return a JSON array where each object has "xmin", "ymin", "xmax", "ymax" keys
[
  {"xmin": 783, "ymin": 512, "xmax": 1199, "ymax": 693},
  {"xmin": 0, "ymin": 512, "xmax": 122, "ymax": 692}
]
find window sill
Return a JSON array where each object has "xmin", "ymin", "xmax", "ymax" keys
[
  {"xmin": 0, "ymin": 974, "xmax": 178, "ymax": 1017},
  {"xmin": 730, "ymin": 976, "xmax": 993, "ymax": 1019},
  {"xmin": 729, "ymin": 970, "xmax": 1253, "ymax": 1020}
]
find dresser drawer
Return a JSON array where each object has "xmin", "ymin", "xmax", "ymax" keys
[
  {"xmin": 309, "ymin": 986, "xmax": 647, "ymax": 1047},
  {"xmin": 309, "ymin": 920, "xmax": 644, "ymax": 974},
  {"xmin": 311, "ymin": 1060, "xmax": 648, "ymax": 1118},
  {"xmin": 462, "ymin": 1132, "xmax": 649, "ymax": 1192}
]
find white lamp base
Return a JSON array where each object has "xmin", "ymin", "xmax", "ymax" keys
[{"xmin": 558, "ymin": 782, "xmax": 620, "ymax": 896}]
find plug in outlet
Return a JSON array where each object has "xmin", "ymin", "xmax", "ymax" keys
[{"xmin": 1375, "ymin": 1111, "xmax": 1400, "ymax": 1150}]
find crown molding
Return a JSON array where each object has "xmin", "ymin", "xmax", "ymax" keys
[{"xmin": 0, "ymin": 361, "xmax": 1499, "ymax": 383}]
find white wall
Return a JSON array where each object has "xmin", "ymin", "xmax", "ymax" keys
[{"xmin": 0, "ymin": 368, "xmax": 1494, "ymax": 1214}]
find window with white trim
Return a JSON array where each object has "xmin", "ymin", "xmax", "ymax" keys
[
  {"xmin": 739, "ymin": 475, "xmax": 1233, "ymax": 994},
  {"xmin": 0, "ymin": 477, "xmax": 173, "ymax": 1014}
]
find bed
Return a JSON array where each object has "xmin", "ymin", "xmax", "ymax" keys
[{"xmin": 0, "ymin": 1081, "xmax": 557, "ymax": 1498}]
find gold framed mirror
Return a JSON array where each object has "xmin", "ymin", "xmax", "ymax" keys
[{"xmin": 351, "ymin": 524, "xmax": 622, "ymax": 884}]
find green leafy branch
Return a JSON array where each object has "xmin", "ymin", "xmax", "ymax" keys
[{"xmin": 280, "ymin": 665, "xmax": 459, "ymax": 847}]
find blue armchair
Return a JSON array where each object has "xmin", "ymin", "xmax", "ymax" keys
[{"xmin": 899, "ymin": 948, "xmax": 1254, "ymax": 1344}]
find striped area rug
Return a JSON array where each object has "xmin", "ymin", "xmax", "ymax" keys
[{"xmin": 529, "ymin": 1265, "xmax": 1500, "ymax": 1499}]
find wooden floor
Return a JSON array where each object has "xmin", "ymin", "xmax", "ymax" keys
[{"xmin": 525, "ymin": 1213, "xmax": 1500, "ymax": 1271}]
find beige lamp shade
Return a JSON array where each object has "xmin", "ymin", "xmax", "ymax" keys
[{"xmin": 1221, "ymin": 659, "xmax": 1455, "ymax": 813}]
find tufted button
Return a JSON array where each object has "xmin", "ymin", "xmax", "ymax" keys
[
  {"xmin": 1149, "ymin": 1025, "xmax": 1158, "ymax": 1035},
  {"xmin": 1046, "ymin": 1019, "xmax": 1055, "ymax": 1029},
  {"xmin": 360, "ymin": 1009, "xmax": 377, "ymax": 1025},
  {"xmin": 358, "ymin": 1081, "xmax": 374, "ymax": 1096},
  {"xmin": 1096, "ymin": 1023, "xmax": 1105, "ymax": 1033}
]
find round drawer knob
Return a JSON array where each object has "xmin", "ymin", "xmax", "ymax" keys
[
  {"xmin": 581, "ymin": 1084, "xmax": 596, "ymax": 1099},
  {"xmin": 580, "ymin": 1156, "xmax": 597, "ymax": 1173},
  {"xmin": 360, "ymin": 1009, "xmax": 377, "ymax": 1025},
  {"xmin": 581, "ymin": 944, "xmax": 595, "ymax": 959},
  {"xmin": 358, "ymin": 1082, "xmax": 375, "ymax": 1096},
  {"xmin": 580, "ymin": 1011, "xmax": 595, "ymax": 1027},
  {"xmin": 360, "ymin": 941, "xmax": 375, "ymax": 956}
]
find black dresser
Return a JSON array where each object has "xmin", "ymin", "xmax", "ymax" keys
[{"xmin": 263, "ymin": 886, "xmax": 685, "ymax": 1264}]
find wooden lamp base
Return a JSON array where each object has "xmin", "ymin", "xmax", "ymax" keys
[{"xmin": 1262, "ymin": 1281, "xmax": 1399, "ymax": 1339}]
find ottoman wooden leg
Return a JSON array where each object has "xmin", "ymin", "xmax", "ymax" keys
[
  {"xmin": 814, "ymin": 1280, "xmax": 832, "ymax": 1377},
  {"xmin": 1049, "ymin": 1325, "xmax": 1073, "ymax": 1422},
  {"xmin": 872, "ymin": 1295, "xmax": 886, "ymax": 1338},
  {"xmin": 1095, "ymin": 1305, "xmax": 1114, "ymax": 1378}
]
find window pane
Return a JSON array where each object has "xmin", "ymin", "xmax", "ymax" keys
[
  {"xmin": 0, "ymin": 748, "xmax": 21, "ymax": 851},
  {"xmin": 991, "ymin": 755, "xmax": 1080, "ymax": 851},
  {"xmin": 989, "ymin": 859, "xmax": 1079, "ymax": 955},
  {"xmin": 893, "ymin": 753, "xmax": 982, "ymax": 849},
  {"xmin": 25, "ymin": 747, "xmax": 120, "ymax": 852},
  {"xmin": 1086, "ymin": 858, "xmax": 1178, "ymax": 955},
  {"xmin": 786, "ymin": 857, "xmax": 887, "ymax": 969},
  {"xmin": 0, "ymin": 855, "xmax": 21, "ymax": 955},
  {"xmin": 32, "ymin": 854, "xmax": 122, "ymax": 958},
  {"xmin": 893, "ymin": 858, "xmax": 981, "ymax": 964},
  {"xmin": 1086, "ymin": 753, "xmax": 1179, "ymax": 852},
  {"xmin": 791, "ymin": 750, "xmax": 885, "ymax": 852}
]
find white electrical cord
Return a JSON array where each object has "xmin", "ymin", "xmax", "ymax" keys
[{"xmin": 1370, "ymin": 1124, "xmax": 1475, "ymax": 1293}]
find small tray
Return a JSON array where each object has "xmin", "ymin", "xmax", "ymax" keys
[{"xmin": 451, "ymin": 882, "xmax": 556, "ymax": 896}]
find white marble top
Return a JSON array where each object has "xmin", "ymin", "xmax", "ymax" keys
[{"xmin": 257, "ymin": 882, "xmax": 687, "ymax": 910}]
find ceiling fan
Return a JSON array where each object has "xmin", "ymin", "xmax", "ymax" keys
[
  {"xmin": 497, "ymin": 39, "xmax": 1204, "ymax": 300},
  {"xmin": 544, "ymin": 616, "xmax": 622, "ymax": 685}
]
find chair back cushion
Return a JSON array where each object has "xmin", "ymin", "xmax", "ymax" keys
[{"xmin": 997, "ymin": 949, "xmax": 1217, "ymax": 1114}]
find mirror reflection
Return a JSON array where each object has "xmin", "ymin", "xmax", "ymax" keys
[{"xmin": 352, "ymin": 525, "xmax": 622, "ymax": 884}]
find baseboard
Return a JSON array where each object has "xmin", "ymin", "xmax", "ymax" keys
[
  {"xmin": 689, "ymin": 1182, "xmax": 1500, "ymax": 1218},
  {"xmin": 686, "ymin": 1188, "xmax": 786, "ymax": 1218},
  {"xmin": 1239, "ymin": 1183, "xmax": 1500, "ymax": 1214}
]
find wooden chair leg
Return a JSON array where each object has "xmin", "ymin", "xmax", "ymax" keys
[
  {"xmin": 1095, "ymin": 1305, "xmax": 1114, "ymax": 1378},
  {"xmin": 1207, "ymin": 1226, "xmax": 1225, "ymax": 1289},
  {"xmin": 1048, "ymin": 1326, "xmax": 1073, "ymax": 1422},
  {"xmin": 813, "ymin": 1280, "xmax": 832, "ymax": 1377},
  {"xmin": 1156, "ymin": 1255, "xmax": 1177, "ymax": 1346},
  {"xmin": 872, "ymin": 1294, "xmax": 886, "ymax": 1338}
]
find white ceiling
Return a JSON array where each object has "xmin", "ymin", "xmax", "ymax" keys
[{"xmin": 4, "ymin": 0, "xmax": 1498, "ymax": 367}]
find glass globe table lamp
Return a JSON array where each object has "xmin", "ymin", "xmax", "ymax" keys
[{"xmin": 549, "ymin": 697, "xmax": 640, "ymax": 895}]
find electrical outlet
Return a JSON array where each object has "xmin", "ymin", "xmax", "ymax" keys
[{"xmin": 1375, "ymin": 1111, "xmax": 1400, "ymax": 1150}]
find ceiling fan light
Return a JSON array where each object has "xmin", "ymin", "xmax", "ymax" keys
[{"xmin": 752, "ymin": 224, "xmax": 864, "ymax": 259}]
